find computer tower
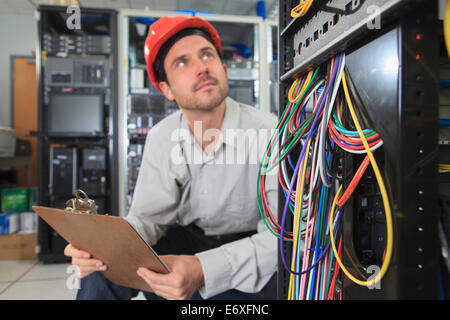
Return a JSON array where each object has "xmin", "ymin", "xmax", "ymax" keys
[
  {"xmin": 49, "ymin": 147, "xmax": 77, "ymax": 197},
  {"xmin": 79, "ymin": 148, "xmax": 107, "ymax": 197}
]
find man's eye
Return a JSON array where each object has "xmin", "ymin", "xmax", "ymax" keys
[
  {"xmin": 202, "ymin": 53, "xmax": 212, "ymax": 60},
  {"xmin": 176, "ymin": 60, "xmax": 186, "ymax": 67}
]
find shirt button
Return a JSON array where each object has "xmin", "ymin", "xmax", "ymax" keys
[{"xmin": 202, "ymin": 189, "xmax": 208, "ymax": 194}]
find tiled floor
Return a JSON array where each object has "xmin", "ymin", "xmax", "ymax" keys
[
  {"xmin": 0, "ymin": 259, "xmax": 145, "ymax": 300},
  {"xmin": 0, "ymin": 260, "xmax": 77, "ymax": 300}
]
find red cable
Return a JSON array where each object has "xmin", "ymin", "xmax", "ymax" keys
[
  {"xmin": 336, "ymin": 155, "xmax": 371, "ymax": 207},
  {"xmin": 327, "ymin": 236, "xmax": 343, "ymax": 300}
]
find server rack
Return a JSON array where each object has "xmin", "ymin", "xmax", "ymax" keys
[
  {"xmin": 277, "ymin": 0, "xmax": 439, "ymax": 299},
  {"xmin": 35, "ymin": 5, "xmax": 119, "ymax": 263}
]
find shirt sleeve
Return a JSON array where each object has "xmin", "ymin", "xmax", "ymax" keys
[
  {"xmin": 195, "ymin": 164, "xmax": 279, "ymax": 299},
  {"xmin": 124, "ymin": 130, "xmax": 180, "ymax": 246}
]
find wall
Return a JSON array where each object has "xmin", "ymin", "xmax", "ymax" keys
[
  {"xmin": 0, "ymin": 13, "xmax": 38, "ymax": 128},
  {"xmin": 440, "ymin": 0, "xmax": 447, "ymax": 20}
]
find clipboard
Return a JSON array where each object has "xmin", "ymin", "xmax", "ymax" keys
[{"xmin": 32, "ymin": 205, "xmax": 170, "ymax": 292}]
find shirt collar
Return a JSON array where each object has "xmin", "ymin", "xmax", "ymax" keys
[{"xmin": 177, "ymin": 97, "xmax": 241, "ymax": 148}]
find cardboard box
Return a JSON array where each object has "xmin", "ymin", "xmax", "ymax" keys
[
  {"xmin": 0, "ymin": 233, "xmax": 38, "ymax": 260},
  {"xmin": 0, "ymin": 212, "xmax": 19, "ymax": 234},
  {"xmin": 19, "ymin": 211, "xmax": 38, "ymax": 233}
]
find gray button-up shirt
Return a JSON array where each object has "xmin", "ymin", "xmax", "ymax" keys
[{"xmin": 125, "ymin": 97, "xmax": 278, "ymax": 298}]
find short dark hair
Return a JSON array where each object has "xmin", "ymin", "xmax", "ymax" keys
[{"xmin": 152, "ymin": 27, "xmax": 223, "ymax": 83}]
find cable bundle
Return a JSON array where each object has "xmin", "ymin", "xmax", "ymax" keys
[{"xmin": 257, "ymin": 53, "xmax": 394, "ymax": 300}]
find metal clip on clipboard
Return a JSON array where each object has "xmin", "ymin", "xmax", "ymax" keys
[{"xmin": 65, "ymin": 189, "xmax": 97, "ymax": 214}]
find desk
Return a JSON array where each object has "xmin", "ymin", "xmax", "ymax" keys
[{"xmin": 0, "ymin": 156, "xmax": 33, "ymax": 187}]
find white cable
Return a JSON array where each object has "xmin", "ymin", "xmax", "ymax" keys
[
  {"xmin": 337, "ymin": 140, "xmax": 384, "ymax": 154},
  {"xmin": 318, "ymin": 54, "xmax": 346, "ymax": 188}
]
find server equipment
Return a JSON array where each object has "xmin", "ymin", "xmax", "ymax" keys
[
  {"xmin": 43, "ymin": 57, "xmax": 110, "ymax": 136},
  {"xmin": 267, "ymin": 0, "xmax": 440, "ymax": 299},
  {"xmin": 36, "ymin": 5, "xmax": 118, "ymax": 263},
  {"xmin": 43, "ymin": 33, "xmax": 112, "ymax": 56}
]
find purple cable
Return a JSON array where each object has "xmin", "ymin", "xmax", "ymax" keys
[{"xmin": 279, "ymin": 54, "xmax": 342, "ymax": 276}]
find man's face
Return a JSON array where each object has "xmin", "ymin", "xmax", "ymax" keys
[{"xmin": 159, "ymin": 35, "xmax": 229, "ymax": 112}]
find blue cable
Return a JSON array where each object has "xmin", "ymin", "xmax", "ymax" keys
[
  {"xmin": 281, "ymin": 188, "xmax": 296, "ymax": 211},
  {"xmin": 288, "ymin": 154, "xmax": 295, "ymax": 171},
  {"xmin": 308, "ymin": 183, "xmax": 327, "ymax": 299}
]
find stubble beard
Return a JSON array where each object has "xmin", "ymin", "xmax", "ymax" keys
[{"xmin": 176, "ymin": 76, "xmax": 229, "ymax": 112}]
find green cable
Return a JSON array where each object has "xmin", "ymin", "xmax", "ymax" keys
[
  {"xmin": 257, "ymin": 66, "xmax": 321, "ymax": 240},
  {"xmin": 331, "ymin": 109, "xmax": 377, "ymax": 137}
]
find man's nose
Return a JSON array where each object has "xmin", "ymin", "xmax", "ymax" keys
[{"xmin": 194, "ymin": 58, "xmax": 209, "ymax": 77}]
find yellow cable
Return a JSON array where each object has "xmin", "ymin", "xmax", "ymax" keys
[
  {"xmin": 439, "ymin": 163, "xmax": 450, "ymax": 173},
  {"xmin": 291, "ymin": 0, "xmax": 315, "ymax": 18},
  {"xmin": 288, "ymin": 70, "xmax": 313, "ymax": 104},
  {"xmin": 328, "ymin": 72, "xmax": 394, "ymax": 288},
  {"xmin": 444, "ymin": 0, "xmax": 450, "ymax": 58},
  {"xmin": 287, "ymin": 71, "xmax": 315, "ymax": 299},
  {"xmin": 288, "ymin": 137, "xmax": 312, "ymax": 300}
]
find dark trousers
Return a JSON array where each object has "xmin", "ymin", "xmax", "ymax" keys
[{"xmin": 76, "ymin": 224, "xmax": 277, "ymax": 300}]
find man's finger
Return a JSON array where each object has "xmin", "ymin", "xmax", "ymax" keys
[
  {"xmin": 77, "ymin": 266, "xmax": 101, "ymax": 276},
  {"xmin": 137, "ymin": 267, "xmax": 180, "ymax": 287},
  {"xmin": 64, "ymin": 244, "xmax": 91, "ymax": 259},
  {"xmin": 73, "ymin": 258, "xmax": 107, "ymax": 271},
  {"xmin": 148, "ymin": 282, "xmax": 186, "ymax": 300},
  {"xmin": 72, "ymin": 257, "xmax": 104, "ymax": 267}
]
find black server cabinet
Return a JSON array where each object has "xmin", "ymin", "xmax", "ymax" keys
[
  {"xmin": 277, "ymin": 0, "xmax": 439, "ymax": 299},
  {"xmin": 36, "ymin": 5, "xmax": 118, "ymax": 263}
]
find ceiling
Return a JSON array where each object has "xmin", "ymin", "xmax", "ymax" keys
[{"xmin": 0, "ymin": 0, "xmax": 279, "ymax": 18}]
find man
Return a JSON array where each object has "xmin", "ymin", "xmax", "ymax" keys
[{"xmin": 65, "ymin": 16, "xmax": 278, "ymax": 300}]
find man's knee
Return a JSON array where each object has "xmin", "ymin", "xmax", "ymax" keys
[{"xmin": 76, "ymin": 272, "xmax": 137, "ymax": 300}]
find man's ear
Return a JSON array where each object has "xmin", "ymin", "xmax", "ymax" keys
[
  {"xmin": 222, "ymin": 63, "xmax": 228, "ymax": 75},
  {"xmin": 158, "ymin": 81, "xmax": 175, "ymax": 101}
]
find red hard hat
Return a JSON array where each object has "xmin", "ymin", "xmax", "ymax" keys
[{"xmin": 144, "ymin": 16, "xmax": 222, "ymax": 92}]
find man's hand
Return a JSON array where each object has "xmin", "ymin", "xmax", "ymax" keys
[
  {"xmin": 137, "ymin": 255, "xmax": 204, "ymax": 300},
  {"xmin": 64, "ymin": 244, "xmax": 107, "ymax": 278}
]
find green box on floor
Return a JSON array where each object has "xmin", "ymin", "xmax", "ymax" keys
[{"xmin": 1, "ymin": 188, "xmax": 29, "ymax": 212}]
